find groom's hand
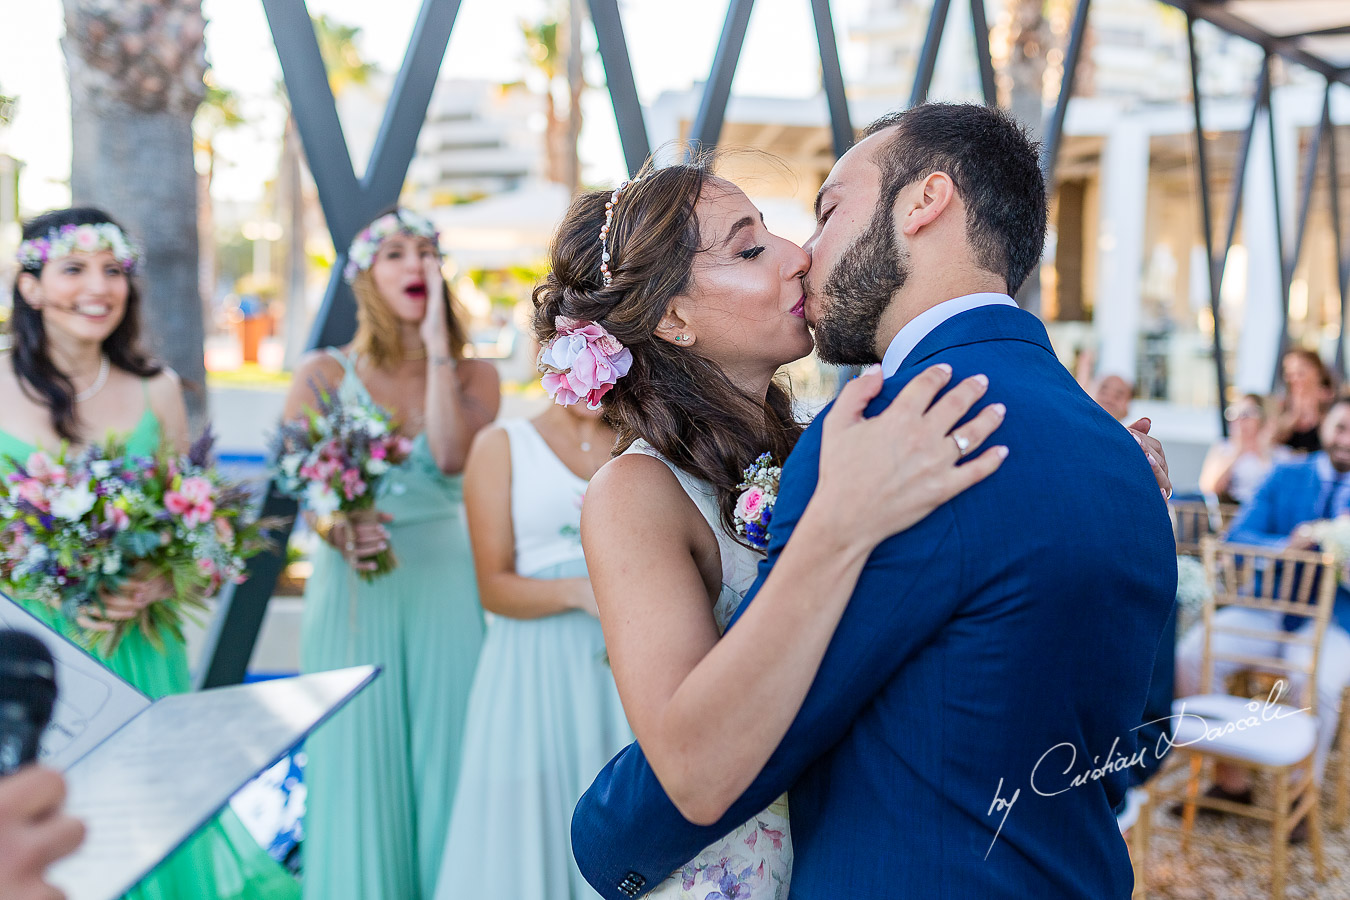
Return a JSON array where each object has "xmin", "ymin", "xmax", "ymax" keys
[{"xmin": 1126, "ymin": 417, "xmax": 1172, "ymax": 500}]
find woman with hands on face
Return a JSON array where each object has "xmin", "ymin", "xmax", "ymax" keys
[{"xmin": 280, "ymin": 208, "xmax": 500, "ymax": 900}]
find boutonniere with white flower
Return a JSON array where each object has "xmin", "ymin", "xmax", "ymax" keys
[{"xmin": 734, "ymin": 453, "xmax": 780, "ymax": 551}]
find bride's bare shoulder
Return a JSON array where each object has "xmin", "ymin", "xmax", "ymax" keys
[
  {"xmin": 588, "ymin": 451, "xmax": 682, "ymax": 502},
  {"xmin": 583, "ymin": 451, "xmax": 698, "ymax": 537}
]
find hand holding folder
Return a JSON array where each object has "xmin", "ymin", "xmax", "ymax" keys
[{"xmin": 0, "ymin": 591, "xmax": 377, "ymax": 900}]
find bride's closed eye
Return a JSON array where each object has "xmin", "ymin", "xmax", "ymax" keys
[{"xmin": 739, "ymin": 246, "xmax": 766, "ymax": 261}]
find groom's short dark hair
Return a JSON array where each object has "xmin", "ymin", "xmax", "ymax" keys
[{"xmin": 862, "ymin": 104, "xmax": 1047, "ymax": 295}]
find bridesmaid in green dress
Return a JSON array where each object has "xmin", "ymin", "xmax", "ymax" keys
[
  {"xmin": 281, "ymin": 208, "xmax": 499, "ymax": 900},
  {"xmin": 0, "ymin": 206, "xmax": 299, "ymax": 899}
]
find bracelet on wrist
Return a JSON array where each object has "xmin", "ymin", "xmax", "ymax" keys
[{"xmin": 313, "ymin": 512, "xmax": 340, "ymax": 544}]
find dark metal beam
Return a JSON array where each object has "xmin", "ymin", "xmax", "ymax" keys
[
  {"xmin": 1328, "ymin": 85, "xmax": 1350, "ymax": 376},
  {"xmin": 587, "ymin": 0, "xmax": 651, "ymax": 175},
  {"xmin": 969, "ymin": 0, "xmax": 997, "ymax": 107},
  {"xmin": 1289, "ymin": 90, "xmax": 1329, "ymax": 277},
  {"xmin": 910, "ymin": 0, "xmax": 953, "ymax": 107},
  {"xmin": 688, "ymin": 0, "xmax": 756, "ymax": 157},
  {"xmin": 1187, "ymin": 13, "xmax": 1232, "ymax": 437},
  {"xmin": 1167, "ymin": 1, "xmax": 1350, "ymax": 89},
  {"xmin": 262, "ymin": 0, "xmax": 360, "ymax": 242},
  {"xmin": 361, "ymin": 0, "xmax": 464, "ymax": 208},
  {"xmin": 1273, "ymin": 24, "xmax": 1350, "ymax": 41},
  {"xmin": 1220, "ymin": 60, "xmax": 1268, "ymax": 279},
  {"xmin": 1265, "ymin": 54, "xmax": 1294, "ymax": 383},
  {"xmin": 809, "ymin": 0, "xmax": 855, "ymax": 157},
  {"xmin": 1040, "ymin": 0, "xmax": 1092, "ymax": 179}
]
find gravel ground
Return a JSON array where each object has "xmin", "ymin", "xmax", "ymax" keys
[{"xmin": 1136, "ymin": 745, "xmax": 1350, "ymax": 899}]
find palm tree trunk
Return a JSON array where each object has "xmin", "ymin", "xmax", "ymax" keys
[
  {"xmin": 564, "ymin": 0, "xmax": 585, "ymax": 194},
  {"xmin": 198, "ymin": 148, "xmax": 216, "ymax": 337},
  {"xmin": 62, "ymin": 0, "xmax": 209, "ymax": 431},
  {"xmin": 544, "ymin": 91, "xmax": 565, "ymax": 186}
]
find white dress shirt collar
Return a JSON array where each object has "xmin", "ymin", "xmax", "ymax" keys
[{"xmin": 880, "ymin": 293, "xmax": 1018, "ymax": 377}]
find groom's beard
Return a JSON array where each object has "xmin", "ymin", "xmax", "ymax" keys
[{"xmin": 813, "ymin": 207, "xmax": 909, "ymax": 366}]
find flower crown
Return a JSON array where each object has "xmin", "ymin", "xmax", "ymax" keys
[
  {"xmin": 343, "ymin": 210, "xmax": 441, "ymax": 283},
  {"xmin": 17, "ymin": 223, "xmax": 141, "ymax": 274},
  {"xmin": 537, "ymin": 316, "xmax": 633, "ymax": 409}
]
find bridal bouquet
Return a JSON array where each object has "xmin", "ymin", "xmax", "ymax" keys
[
  {"xmin": 0, "ymin": 433, "xmax": 280, "ymax": 653},
  {"xmin": 273, "ymin": 383, "xmax": 412, "ymax": 581}
]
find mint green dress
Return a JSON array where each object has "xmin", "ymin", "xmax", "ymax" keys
[
  {"xmin": 0, "ymin": 403, "xmax": 301, "ymax": 900},
  {"xmin": 299, "ymin": 349, "xmax": 485, "ymax": 900}
]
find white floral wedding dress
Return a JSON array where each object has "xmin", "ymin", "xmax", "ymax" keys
[{"xmin": 626, "ymin": 440, "xmax": 792, "ymax": 900}]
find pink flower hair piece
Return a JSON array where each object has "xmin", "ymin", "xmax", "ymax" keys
[{"xmin": 537, "ymin": 316, "xmax": 633, "ymax": 409}]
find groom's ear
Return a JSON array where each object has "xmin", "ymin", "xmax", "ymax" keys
[{"xmin": 898, "ymin": 172, "xmax": 956, "ymax": 237}]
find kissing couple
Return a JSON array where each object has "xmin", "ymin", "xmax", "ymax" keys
[{"xmin": 531, "ymin": 102, "xmax": 1177, "ymax": 899}]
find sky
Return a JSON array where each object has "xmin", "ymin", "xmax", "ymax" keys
[{"xmin": 0, "ymin": 0, "xmax": 873, "ymax": 213}]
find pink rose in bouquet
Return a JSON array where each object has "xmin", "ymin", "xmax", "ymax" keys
[{"xmin": 273, "ymin": 381, "xmax": 412, "ymax": 580}]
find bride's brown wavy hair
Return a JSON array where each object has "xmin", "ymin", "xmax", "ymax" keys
[{"xmin": 532, "ymin": 158, "xmax": 803, "ymax": 539}]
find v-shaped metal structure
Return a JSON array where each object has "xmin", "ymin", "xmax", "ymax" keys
[
  {"xmin": 200, "ymin": 0, "xmax": 863, "ymax": 686},
  {"xmin": 205, "ymin": 0, "xmax": 1341, "ymax": 683}
]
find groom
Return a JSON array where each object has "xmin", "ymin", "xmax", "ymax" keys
[{"xmin": 573, "ymin": 103, "xmax": 1177, "ymax": 898}]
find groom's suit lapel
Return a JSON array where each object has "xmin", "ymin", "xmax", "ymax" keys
[{"xmin": 895, "ymin": 304, "xmax": 1060, "ymax": 375}]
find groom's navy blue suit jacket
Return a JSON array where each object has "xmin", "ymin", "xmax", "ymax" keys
[{"xmin": 572, "ymin": 305, "xmax": 1178, "ymax": 899}]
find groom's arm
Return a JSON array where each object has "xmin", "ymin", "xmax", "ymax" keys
[{"xmin": 571, "ymin": 394, "xmax": 972, "ymax": 899}]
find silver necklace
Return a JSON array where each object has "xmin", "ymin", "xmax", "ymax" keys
[{"xmin": 74, "ymin": 355, "xmax": 110, "ymax": 403}]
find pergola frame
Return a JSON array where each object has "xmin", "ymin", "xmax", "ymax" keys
[{"xmin": 200, "ymin": 0, "xmax": 1350, "ymax": 685}]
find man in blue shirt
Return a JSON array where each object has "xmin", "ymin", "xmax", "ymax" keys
[{"xmin": 1176, "ymin": 395, "xmax": 1350, "ymax": 830}]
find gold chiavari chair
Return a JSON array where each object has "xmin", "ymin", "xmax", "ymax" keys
[
  {"xmin": 1169, "ymin": 500, "xmax": 1214, "ymax": 557},
  {"xmin": 1133, "ymin": 537, "xmax": 1339, "ymax": 900},
  {"xmin": 1169, "ymin": 498, "xmax": 1240, "ymax": 557},
  {"xmin": 1336, "ymin": 684, "xmax": 1350, "ymax": 828},
  {"xmin": 1215, "ymin": 501, "xmax": 1242, "ymax": 533}
]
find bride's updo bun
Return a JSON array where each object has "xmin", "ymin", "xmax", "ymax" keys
[{"xmin": 533, "ymin": 159, "xmax": 803, "ymax": 541}]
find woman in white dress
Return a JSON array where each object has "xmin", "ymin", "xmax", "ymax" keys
[
  {"xmin": 532, "ymin": 161, "xmax": 1173, "ymax": 898},
  {"xmin": 436, "ymin": 402, "xmax": 632, "ymax": 899}
]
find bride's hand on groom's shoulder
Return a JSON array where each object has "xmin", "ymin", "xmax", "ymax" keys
[{"xmin": 814, "ymin": 364, "xmax": 1008, "ymax": 547}]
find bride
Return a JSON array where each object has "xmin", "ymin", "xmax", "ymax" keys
[{"xmin": 532, "ymin": 160, "xmax": 1167, "ymax": 898}]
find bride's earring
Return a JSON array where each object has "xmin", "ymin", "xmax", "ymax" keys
[{"xmin": 675, "ymin": 334, "xmax": 693, "ymax": 346}]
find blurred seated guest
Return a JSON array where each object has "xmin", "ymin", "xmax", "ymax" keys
[
  {"xmin": 0, "ymin": 767, "xmax": 84, "ymax": 900},
  {"xmin": 1091, "ymin": 373, "xmax": 1133, "ymax": 422},
  {"xmin": 1174, "ymin": 397, "xmax": 1350, "ymax": 839},
  {"xmin": 1273, "ymin": 348, "xmax": 1335, "ymax": 454},
  {"xmin": 435, "ymin": 402, "xmax": 632, "ymax": 900},
  {"xmin": 1198, "ymin": 394, "xmax": 1291, "ymax": 505}
]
